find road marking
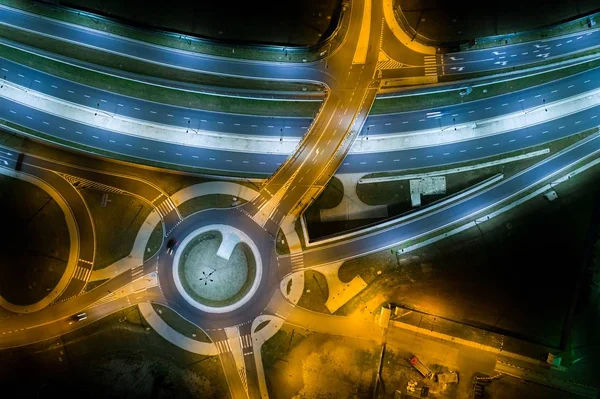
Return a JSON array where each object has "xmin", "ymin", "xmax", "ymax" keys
[
  {"xmin": 525, "ymin": 135, "xmax": 532, "ymax": 138},
  {"xmin": 542, "ymin": 130, "xmax": 548, "ymax": 134},
  {"xmin": 509, "ymin": 139, "xmax": 516, "ymax": 142},
  {"xmin": 501, "ymin": 103, "xmax": 508, "ymax": 106},
  {"xmin": 215, "ymin": 340, "xmax": 232, "ymax": 354}
]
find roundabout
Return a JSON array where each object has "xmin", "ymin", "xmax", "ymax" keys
[
  {"xmin": 172, "ymin": 224, "xmax": 262, "ymax": 313},
  {"xmin": 156, "ymin": 208, "xmax": 286, "ymax": 329}
]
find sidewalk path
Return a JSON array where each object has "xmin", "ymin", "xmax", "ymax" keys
[
  {"xmin": 92, "ymin": 181, "xmax": 263, "ymax": 282},
  {"xmin": 138, "ymin": 302, "xmax": 218, "ymax": 356},
  {"xmin": 382, "ymin": 0, "xmax": 437, "ymax": 55},
  {"xmin": 0, "ymin": 167, "xmax": 79, "ymax": 313}
]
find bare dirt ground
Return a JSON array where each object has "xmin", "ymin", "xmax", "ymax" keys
[
  {"xmin": 262, "ymin": 324, "xmax": 379, "ymax": 398},
  {"xmin": 0, "ymin": 306, "xmax": 229, "ymax": 398}
]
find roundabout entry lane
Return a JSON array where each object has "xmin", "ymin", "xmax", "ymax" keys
[{"xmin": 156, "ymin": 207, "xmax": 285, "ymax": 330}]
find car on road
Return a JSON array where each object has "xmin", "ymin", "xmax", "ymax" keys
[
  {"xmin": 167, "ymin": 239, "xmax": 179, "ymax": 255},
  {"xmin": 68, "ymin": 312, "xmax": 87, "ymax": 324}
]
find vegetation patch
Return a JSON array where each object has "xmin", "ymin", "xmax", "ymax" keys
[
  {"xmin": 151, "ymin": 303, "xmax": 211, "ymax": 343},
  {"xmin": 80, "ymin": 190, "xmax": 152, "ymax": 269},
  {"xmin": 0, "ymin": 175, "xmax": 69, "ymax": 305}
]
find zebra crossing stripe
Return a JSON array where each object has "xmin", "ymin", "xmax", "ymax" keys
[
  {"xmin": 74, "ymin": 266, "xmax": 92, "ymax": 281},
  {"xmin": 216, "ymin": 340, "xmax": 232, "ymax": 354},
  {"xmin": 239, "ymin": 334, "xmax": 253, "ymax": 349}
]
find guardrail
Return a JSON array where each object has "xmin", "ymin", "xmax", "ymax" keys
[{"xmin": 24, "ymin": 0, "xmax": 351, "ymax": 63}]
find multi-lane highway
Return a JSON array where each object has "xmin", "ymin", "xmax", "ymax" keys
[
  {"xmin": 1, "ymin": 0, "xmax": 600, "ymax": 398},
  {"xmin": 3, "ymin": 56, "xmax": 600, "ymax": 140}
]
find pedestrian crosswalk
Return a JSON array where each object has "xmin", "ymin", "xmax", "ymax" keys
[
  {"xmin": 215, "ymin": 339, "xmax": 232, "ymax": 354},
  {"xmin": 73, "ymin": 260, "xmax": 93, "ymax": 282},
  {"xmin": 424, "ymin": 55, "xmax": 438, "ymax": 76},
  {"xmin": 154, "ymin": 198, "xmax": 177, "ymax": 217},
  {"xmin": 290, "ymin": 252, "xmax": 305, "ymax": 271},
  {"xmin": 239, "ymin": 334, "xmax": 253, "ymax": 349}
]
